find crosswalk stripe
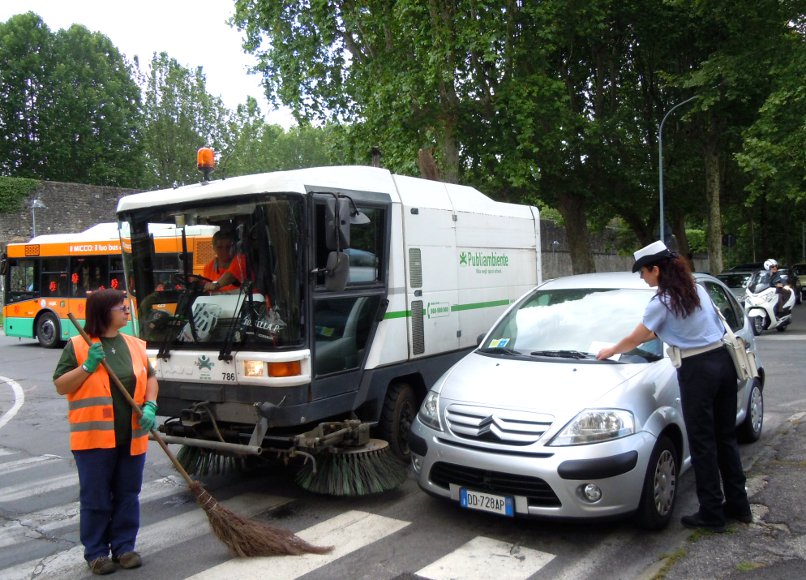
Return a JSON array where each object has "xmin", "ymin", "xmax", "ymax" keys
[
  {"xmin": 0, "ymin": 472, "xmax": 77, "ymax": 503},
  {"xmin": 0, "ymin": 475, "xmax": 187, "ymax": 548},
  {"xmin": 1, "ymin": 454, "xmax": 62, "ymax": 474},
  {"xmin": 188, "ymin": 510, "xmax": 411, "ymax": 580},
  {"xmin": 3, "ymin": 492, "xmax": 292, "ymax": 580},
  {"xmin": 416, "ymin": 536, "xmax": 555, "ymax": 580}
]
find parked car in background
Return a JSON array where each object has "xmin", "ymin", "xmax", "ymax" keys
[
  {"xmin": 410, "ymin": 272, "xmax": 764, "ymax": 530},
  {"xmin": 729, "ymin": 262, "xmax": 763, "ymax": 271},
  {"xmin": 792, "ymin": 264, "xmax": 806, "ymax": 301},
  {"xmin": 779, "ymin": 266, "xmax": 802, "ymax": 304}
]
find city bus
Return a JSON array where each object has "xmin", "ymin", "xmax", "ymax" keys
[{"xmin": 1, "ymin": 222, "xmax": 216, "ymax": 347}]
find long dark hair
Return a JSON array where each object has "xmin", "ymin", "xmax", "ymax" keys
[
  {"xmin": 655, "ymin": 256, "xmax": 700, "ymax": 317},
  {"xmin": 84, "ymin": 289, "xmax": 126, "ymax": 337}
]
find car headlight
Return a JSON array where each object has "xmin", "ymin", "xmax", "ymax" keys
[
  {"xmin": 417, "ymin": 391, "xmax": 442, "ymax": 431},
  {"xmin": 548, "ymin": 409, "xmax": 635, "ymax": 446}
]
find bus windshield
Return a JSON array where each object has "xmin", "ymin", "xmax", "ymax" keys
[{"xmin": 120, "ymin": 194, "xmax": 305, "ymax": 353}]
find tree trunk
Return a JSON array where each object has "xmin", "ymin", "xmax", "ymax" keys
[
  {"xmin": 556, "ymin": 192, "xmax": 595, "ymax": 274},
  {"xmin": 704, "ymin": 141, "xmax": 723, "ymax": 275}
]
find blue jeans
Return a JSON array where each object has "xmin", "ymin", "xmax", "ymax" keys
[{"xmin": 73, "ymin": 446, "xmax": 146, "ymax": 561}]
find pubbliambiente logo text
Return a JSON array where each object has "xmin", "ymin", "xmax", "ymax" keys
[{"xmin": 459, "ymin": 251, "xmax": 510, "ymax": 267}]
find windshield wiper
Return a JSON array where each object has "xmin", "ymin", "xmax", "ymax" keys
[
  {"xmin": 530, "ymin": 350, "xmax": 594, "ymax": 360},
  {"xmin": 477, "ymin": 346, "xmax": 521, "ymax": 356}
]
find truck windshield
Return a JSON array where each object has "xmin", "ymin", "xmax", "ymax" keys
[{"xmin": 120, "ymin": 194, "xmax": 304, "ymax": 351}]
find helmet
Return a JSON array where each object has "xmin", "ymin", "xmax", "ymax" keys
[{"xmin": 763, "ymin": 258, "xmax": 778, "ymax": 270}]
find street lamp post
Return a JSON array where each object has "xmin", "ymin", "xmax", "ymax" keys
[
  {"xmin": 658, "ymin": 95, "xmax": 699, "ymax": 244},
  {"xmin": 31, "ymin": 199, "xmax": 47, "ymax": 237}
]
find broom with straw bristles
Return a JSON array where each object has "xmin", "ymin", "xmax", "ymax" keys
[{"xmin": 68, "ymin": 313, "xmax": 333, "ymax": 557}]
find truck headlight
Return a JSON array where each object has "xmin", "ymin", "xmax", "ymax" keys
[
  {"xmin": 417, "ymin": 391, "xmax": 442, "ymax": 431},
  {"xmin": 548, "ymin": 409, "xmax": 635, "ymax": 446}
]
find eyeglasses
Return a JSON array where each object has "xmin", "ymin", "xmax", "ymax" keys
[{"xmin": 111, "ymin": 305, "xmax": 131, "ymax": 313}]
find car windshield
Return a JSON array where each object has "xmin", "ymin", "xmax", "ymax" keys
[{"xmin": 481, "ymin": 287, "xmax": 662, "ymax": 362}]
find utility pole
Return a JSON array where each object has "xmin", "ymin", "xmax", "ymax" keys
[{"xmin": 658, "ymin": 95, "xmax": 699, "ymax": 243}]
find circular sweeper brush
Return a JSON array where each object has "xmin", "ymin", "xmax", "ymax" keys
[{"xmin": 294, "ymin": 439, "xmax": 409, "ymax": 496}]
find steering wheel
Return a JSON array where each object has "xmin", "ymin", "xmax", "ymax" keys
[{"xmin": 172, "ymin": 273, "xmax": 211, "ymax": 289}]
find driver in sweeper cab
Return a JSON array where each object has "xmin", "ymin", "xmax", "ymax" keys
[{"xmin": 202, "ymin": 230, "xmax": 247, "ymax": 293}]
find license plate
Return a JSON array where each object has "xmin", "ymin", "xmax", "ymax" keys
[{"xmin": 459, "ymin": 488, "xmax": 514, "ymax": 517}]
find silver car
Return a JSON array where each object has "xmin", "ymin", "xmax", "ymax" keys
[{"xmin": 410, "ymin": 272, "xmax": 764, "ymax": 529}]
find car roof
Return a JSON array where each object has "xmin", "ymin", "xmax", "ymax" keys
[{"xmin": 538, "ymin": 271, "xmax": 723, "ymax": 291}]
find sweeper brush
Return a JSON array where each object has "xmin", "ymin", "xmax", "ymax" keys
[
  {"xmin": 177, "ymin": 445, "xmax": 249, "ymax": 476},
  {"xmin": 295, "ymin": 439, "xmax": 408, "ymax": 496}
]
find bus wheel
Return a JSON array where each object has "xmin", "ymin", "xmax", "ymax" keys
[
  {"xmin": 37, "ymin": 313, "xmax": 61, "ymax": 349},
  {"xmin": 378, "ymin": 382, "xmax": 417, "ymax": 462}
]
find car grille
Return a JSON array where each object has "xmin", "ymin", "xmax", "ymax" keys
[
  {"xmin": 445, "ymin": 405, "xmax": 553, "ymax": 446},
  {"xmin": 430, "ymin": 461, "xmax": 561, "ymax": 507}
]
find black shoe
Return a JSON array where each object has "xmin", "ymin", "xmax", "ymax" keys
[
  {"xmin": 724, "ymin": 505, "xmax": 753, "ymax": 523},
  {"xmin": 681, "ymin": 512, "xmax": 726, "ymax": 533},
  {"xmin": 112, "ymin": 551, "xmax": 142, "ymax": 569},
  {"xmin": 87, "ymin": 556, "xmax": 116, "ymax": 575}
]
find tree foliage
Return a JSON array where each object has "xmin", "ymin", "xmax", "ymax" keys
[
  {"xmin": 234, "ymin": 0, "xmax": 804, "ymax": 271},
  {"xmin": 0, "ymin": 13, "xmax": 143, "ymax": 186},
  {"xmin": 136, "ymin": 52, "xmax": 235, "ymax": 189},
  {"xmin": 0, "ymin": 176, "xmax": 39, "ymax": 213}
]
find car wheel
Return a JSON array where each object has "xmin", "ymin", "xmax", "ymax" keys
[
  {"xmin": 377, "ymin": 382, "xmax": 418, "ymax": 462},
  {"xmin": 36, "ymin": 312, "xmax": 62, "ymax": 349},
  {"xmin": 634, "ymin": 435, "xmax": 678, "ymax": 530},
  {"xmin": 737, "ymin": 379, "xmax": 764, "ymax": 443}
]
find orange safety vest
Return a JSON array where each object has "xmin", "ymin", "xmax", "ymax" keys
[{"xmin": 67, "ymin": 334, "xmax": 150, "ymax": 455}]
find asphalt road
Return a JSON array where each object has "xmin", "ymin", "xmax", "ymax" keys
[{"xmin": 0, "ymin": 305, "xmax": 803, "ymax": 580}]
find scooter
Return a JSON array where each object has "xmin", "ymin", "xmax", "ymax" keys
[{"xmin": 744, "ymin": 269, "xmax": 796, "ymax": 335}]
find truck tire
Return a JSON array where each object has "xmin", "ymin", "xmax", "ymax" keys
[
  {"xmin": 37, "ymin": 312, "xmax": 62, "ymax": 349},
  {"xmin": 377, "ymin": 382, "xmax": 417, "ymax": 462}
]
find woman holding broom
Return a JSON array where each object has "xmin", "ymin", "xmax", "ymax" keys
[{"xmin": 54, "ymin": 289, "xmax": 158, "ymax": 575}]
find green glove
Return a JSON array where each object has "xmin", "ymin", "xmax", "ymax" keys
[
  {"xmin": 84, "ymin": 342, "xmax": 105, "ymax": 373},
  {"xmin": 139, "ymin": 401, "xmax": 158, "ymax": 432}
]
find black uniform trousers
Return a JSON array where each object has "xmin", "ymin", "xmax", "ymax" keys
[{"xmin": 677, "ymin": 346, "xmax": 750, "ymax": 524}]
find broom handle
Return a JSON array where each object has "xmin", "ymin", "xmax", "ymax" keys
[{"xmin": 68, "ymin": 313, "xmax": 195, "ymax": 487}]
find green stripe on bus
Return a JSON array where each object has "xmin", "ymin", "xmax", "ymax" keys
[
  {"xmin": 383, "ymin": 299, "xmax": 512, "ymax": 320},
  {"xmin": 451, "ymin": 299, "xmax": 511, "ymax": 312},
  {"xmin": 384, "ymin": 310, "xmax": 410, "ymax": 319}
]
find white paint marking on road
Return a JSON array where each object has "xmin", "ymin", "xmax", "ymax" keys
[
  {"xmin": 417, "ymin": 535, "xmax": 555, "ymax": 580},
  {"xmin": 0, "ymin": 376, "xmax": 25, "ymax": 430},
  {"xmin": 1, "ymin": 454, "xmax": 62, "ymax": 474},
  {"xmin": 755, "ymin": 334, "xmax": 806, "ymax": 341},
  {"xmin": 0, "ymin": 472, "xmax": 77, "ymax": 503},
  {"xmin": 3, "ymin": 492, "xmax": 292, "ymax": 580},
  {"xmin": 189, "ymin": 510, "xmax": 411, "ymax": 580},
  {"xmin": 0, "ymin": 475, "xmax": 187, "ymax": 546},
  {"xmin": 0, "ymin": 447, "xmax": 16, "ymax": 456}
]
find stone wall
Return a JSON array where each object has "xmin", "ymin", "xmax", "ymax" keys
[{"xmin": 0, "ymin": 181, "xmax": 137, "ymax": 245}]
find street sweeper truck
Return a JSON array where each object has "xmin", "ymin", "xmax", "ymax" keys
[{"xmin": 115, "ymin": 155, "xmax": 541, "ymax": 494}]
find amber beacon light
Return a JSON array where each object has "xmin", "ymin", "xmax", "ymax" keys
[{"xmin": 197, "ymin": 147, "xmax": 216, "ymax": 182}]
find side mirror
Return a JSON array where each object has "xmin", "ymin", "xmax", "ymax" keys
[
  {"xmin": 0, "ymin": 253, "xmax": 7, "ymax": 276},
  {"xmin": 325, "ymin": 198, "xmax": 351, "ymax": 250},
  {"xmin": 324, "ymin": 251, "xmax": 349, "ymax": 292}
]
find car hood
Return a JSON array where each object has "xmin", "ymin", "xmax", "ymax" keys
[{"xmin": 436, "ymin": 352, "xmax": 655, "ymax": 415}]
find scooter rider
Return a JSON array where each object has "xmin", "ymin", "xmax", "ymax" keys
[{"xmin": 764, "ymin": 259, "xmax": 791, "ymax": 316}]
